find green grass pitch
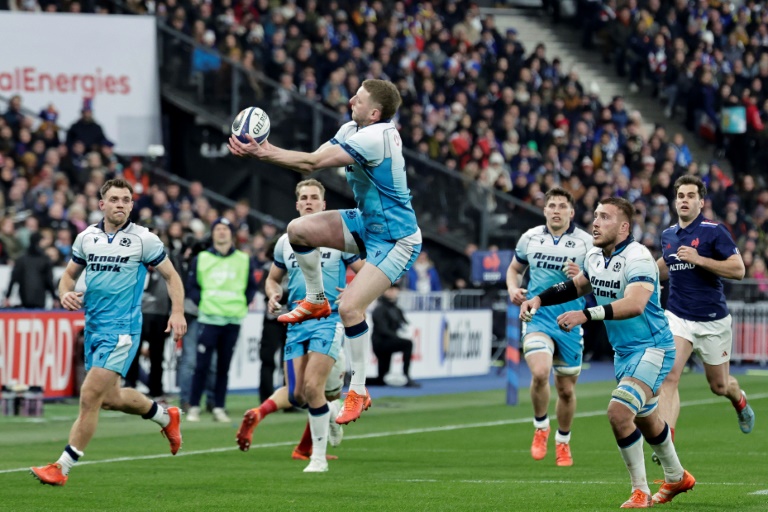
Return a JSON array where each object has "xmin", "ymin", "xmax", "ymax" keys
[{"xmin": 1, "ymin": 374, "xmax": 766, "ymax": 511}]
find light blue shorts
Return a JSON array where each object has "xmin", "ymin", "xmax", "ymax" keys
[
  {"xmin": 84, "ymin": 332, "xmax": 140, "ymax": 377},
  {"xmin": 339, "ymin": 208, "xmax": 422, "ymax": 284},
  {"xmin": 522, "ymin": 314, "xmax": 584, "ymax": 376},
  {"xmin": 614, "ymin": 346, "xmax": 676, "ymax": 393},
  {"xmin": 285, "ymin": 316, "xmax": 344, "ymax": 362}
]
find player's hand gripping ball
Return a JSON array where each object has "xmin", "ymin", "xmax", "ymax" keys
[{"xmin": 232, "ymin": 107, "xmax": 270, "ymax": 144}]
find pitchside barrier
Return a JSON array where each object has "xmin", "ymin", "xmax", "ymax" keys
[{"xmin": 2, "ymin": 264, "xmax": 766, "ymax": 400}]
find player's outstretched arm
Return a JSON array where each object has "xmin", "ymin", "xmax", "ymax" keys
[
  {"xmin": 59, "ymin": 260, "xmax": 85, "ymax": 311},
  {"xmin": 155, "ymin": 258, "xmax": 187, "ymax": 340},
  {"xmin": 228, "ymin": 135, "xmax": 354, "ymax": 175}
]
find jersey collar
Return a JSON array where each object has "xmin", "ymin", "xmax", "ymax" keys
[
  {"xmin": 97, "ymin": 219, "xmax": 132, "ymax": 241},
  {"xmin": 543, "ymin": 222, "xmax": 576, "ymax": 236},
  {"xmin": 675, "ymin": 213, "xmax": 705, "ymax": 234}
]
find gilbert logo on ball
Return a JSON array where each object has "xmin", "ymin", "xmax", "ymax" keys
[{"xmin": 232, "ymin": 107, "xmax": 271, "ymax": 144}]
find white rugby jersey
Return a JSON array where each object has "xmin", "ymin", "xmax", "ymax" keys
[{"xmin": 71, "ymin": 220, "xmax": 167, "ymax": 334}]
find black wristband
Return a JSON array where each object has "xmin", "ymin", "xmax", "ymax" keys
[
  {"xmin": 538, "ymin": 279, "xmax": 579, "ymax": 307},
  {"xmin": 604, "ymin": 303, "xmax": 614, "ymax": 320},
  {"xmin": 583, "ymin": 308, "xmax": 592, "ymax": 321}
]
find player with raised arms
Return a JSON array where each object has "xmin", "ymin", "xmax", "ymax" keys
[
  {"xmin": 520, "ymin": 197, "xmax": 695, "ymax": 508},
  {"xmin": 506, "ymin": 187, "xmax": 593, "ymax": 467},
  {"xmin": 228, "ymin": 79, "xmax": 421, "ymax": 425}
]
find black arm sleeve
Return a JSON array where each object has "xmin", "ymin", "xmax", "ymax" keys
[{"xmin": 538, "ymin": 279, "xmax": 580, "ymax": 307}]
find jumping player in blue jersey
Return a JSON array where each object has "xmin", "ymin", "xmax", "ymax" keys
[
  {"xmin": 235, "ymin": 180, "xmax": 364, "ymax": 473},
  {"xmin": 31, "ymin": 179, "xmax": 187, "ymax": 486},
  {"xmin": 228, "ymin": 79, "xmax": 421, "ymax": 424},
  {"xmin": 506, "ymin": 187, "xmax": 592, "ymax": 467},
  {"xmin": 656, "ymin": 176, "xmax": 754, "ymax": 441},
  {"xmin": 520, "ymin": 197, "xmax": 695, "ymax": 508}
]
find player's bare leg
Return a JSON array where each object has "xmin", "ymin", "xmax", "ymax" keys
[
  {"xmin": 704, "ymin": 361, "xmax": 755, "ymax": 433},
  {"xmin": 525, "ymin": 350, "xmax": 553, "ymax": 461},
  {"xmin": 278, "ymin": 212, "xmax": 347, "ymax": 324},
  {"xmin": 658, "ymin": 336, "xmax": 693, "ymax": 430},
  {"xmin": 554, "ymin": 374, "xmax": 578, "ymax": 466},
  {"xmin": 335, "ymin": 263, "xmax": 391, "ymax": 424}
]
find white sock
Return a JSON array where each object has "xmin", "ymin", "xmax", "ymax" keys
[
  {"xmin": 148, "ymin": 402, "xmax": 170, "ymax": 427},
  {"xmin": 57, "ymin": 445, "xmax": 84, "ymax": 476},
  {"xmin": 617, "ymin": 430, "xmax": 650, "ymax": 495},
  {"xmin": 328, "ymin": 399, "xmax": 341, "ymax": 421},
  {"xmin": 308, "ymin": 406, "xmax": 330, "ymax": 461},
  {"xmin": 348, "ymin": 332, "xmax": 369, "ymax": 395},
  {"xmin": 293, "ymin": 248, "xmax": 325, "ymax": 303},
  {"xmin": 533, "ymin": 416, "xmax": 550, "ymax": 430},
  {"xmin": 649, "ymin": 427, "xmax": 684, "ymax": 482},
  {"xmin": 555, "ymin": 430, "xmax": 571, "ymax": 444}
]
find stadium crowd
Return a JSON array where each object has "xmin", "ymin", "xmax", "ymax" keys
[
  {"xmin": 2, "ymin": 0, "xmax": 768, "ymax": 294},
  {"xmin": 576, "ymin": 0, "xmax": 768, "ymax": 174}
]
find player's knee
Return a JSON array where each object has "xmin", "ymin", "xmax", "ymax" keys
[
  {"xmin": 338, "ymin": 301, "xmax": 364, "ymax": 325},
  {"xmin": 606, "ymin": 402, "xmax": 635, "ymax": 430},
  {"xmin": 556, "ymin": 383, "xmax": 576, "ymax": 403},
  {"xmin": 287, "ymin": 218, "xmax": 310, "ymax": 246},
  {"xmin": 530, "ymin": 367, "xmax": 550, "ymax": 385},
  {"xmin": 709, "ymin": 379, "xmax": 727, "ymax": 396}
]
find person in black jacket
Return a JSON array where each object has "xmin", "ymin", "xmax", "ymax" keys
[
  {"xmin": 4, "ymin": 232, "xmax": 58, "ymax": 309},
  {"xmin": 369, "ymin": 285, "xmax": 419, "ymax": 388}
]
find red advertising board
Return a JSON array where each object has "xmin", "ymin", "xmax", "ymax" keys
[{"xmin": 0, "ymin": 311, "xmax": 84, "ymax": 398}]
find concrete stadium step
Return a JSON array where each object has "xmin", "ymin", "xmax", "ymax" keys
[{"xmin": 482, "ymin": 7, "xmax": 729, "ymax": 174}]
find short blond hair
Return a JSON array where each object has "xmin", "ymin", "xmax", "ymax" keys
[
  {"xmin": 363, "ymin": 79, "xmax": 402, "ymax": 121},
  {"xmin": 295, "ymin": 179, "xmax": 326, "ymax": 199}
]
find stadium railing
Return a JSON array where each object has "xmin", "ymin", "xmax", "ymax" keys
[
  {"xmin": 151, "ymin": 18, "xmax": 544, "ymax": 248},
  {"xmin": 397, "ymin": 290, "xmax": 488, "ymax": 311},
  {"xmin": 728, "ymin": 300, "xmax": 768, "ymax": 366}
]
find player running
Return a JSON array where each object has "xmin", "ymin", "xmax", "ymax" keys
[
  {"xmin": 520, "ymin": 198, "xmax": 695, "ymax": 508},
  {"xmin": 31, "ymin": 179, "xmax": 186, "ymax": 486},
  {"xmin": 506, "ymin": 187, "xmax": 592, "ymax": 467},
  {"xmin": 235, "ymin": 179, "xmax": 363, "ymax": 472},
  {"xmin": 656, "ymin": 176, "xmax": 754, "ymax": 442}
]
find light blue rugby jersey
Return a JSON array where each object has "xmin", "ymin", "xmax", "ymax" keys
[
  {"xmin": 583, "ymin": 237, "xmax": 673, "ymax": 353},
  {"xmin": 515, "ymin": 223, "xmax": 593, "ymax": 323},
  {"xmin": 71, "ymin": 221, "xmax": 167, "ymax": 335},
  {"xmin": 273, "ymin": 234, "xmax": 359, "ymax": 333},
  {"xmin": 330, "ymin": 120, "xmax": 419, "ymax": 240}
]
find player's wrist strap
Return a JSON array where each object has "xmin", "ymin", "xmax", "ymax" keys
[
  {"xmin": 583, "ymin": 304, "xmax": 614, "ymax": 321},
  {"xmin": 538, "ymin": 279, "xmax": 579, "ymax": 307}
]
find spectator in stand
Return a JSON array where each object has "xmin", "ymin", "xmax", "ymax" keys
[
  {"xmin": 4, "ymin": 232, "xmax": 57, "ymax": 309},
  {"xmin": 0, "ymin": 216, "xmax": 22, "ymax": 261},
  {"xmin": 369, "ymin": 285, "xmax": 419, "ymax": 388},
  {"xmin": 65, "ymin": 99, "xmax": 107, "ymax": 152}
]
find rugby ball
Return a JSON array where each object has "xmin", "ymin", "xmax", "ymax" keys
[{"xmin": 232, "ymin": 107, "xmax": 270, "ymax": 144}]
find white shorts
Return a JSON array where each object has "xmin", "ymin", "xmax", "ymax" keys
[{"xmin": 665, "ymin": 310, "xmax": 733, "ymax": 366}]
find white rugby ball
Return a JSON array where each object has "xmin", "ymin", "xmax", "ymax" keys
[{"xmin": 232, "ymin": 107, "xmax": 270, "ymax": 144}]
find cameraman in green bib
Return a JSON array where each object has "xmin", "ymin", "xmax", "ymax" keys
[{"xmin": 186, "ymin": 217, "xmax": 259, "ymax": 422}]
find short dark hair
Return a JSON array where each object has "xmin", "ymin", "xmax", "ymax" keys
[
  {"xmin": 544, "ymin": 186, "xmax": 575, "ymax": 207},
  {"xmin": 100, "ymin": 178, "xmax": 134, "ymax": 199},
  {"xmin": 674, "ymin": 175, "xmax": 707, "ymax": 199},
  {"xmin": 599, "ymin": 197, "xmax": 634, "ymax": 223}
]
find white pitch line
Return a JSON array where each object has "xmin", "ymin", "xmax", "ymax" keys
[
  {"xmin": 400, "ymin": 479, "xmax": 754, "ymax": 486},
  {"xmin": 2, "ymin": 393, "xmax": 766, "ymax": 476},
  {"xmin": 749, "ymin": 490, "xmax": 768, "ymax": 495}
]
